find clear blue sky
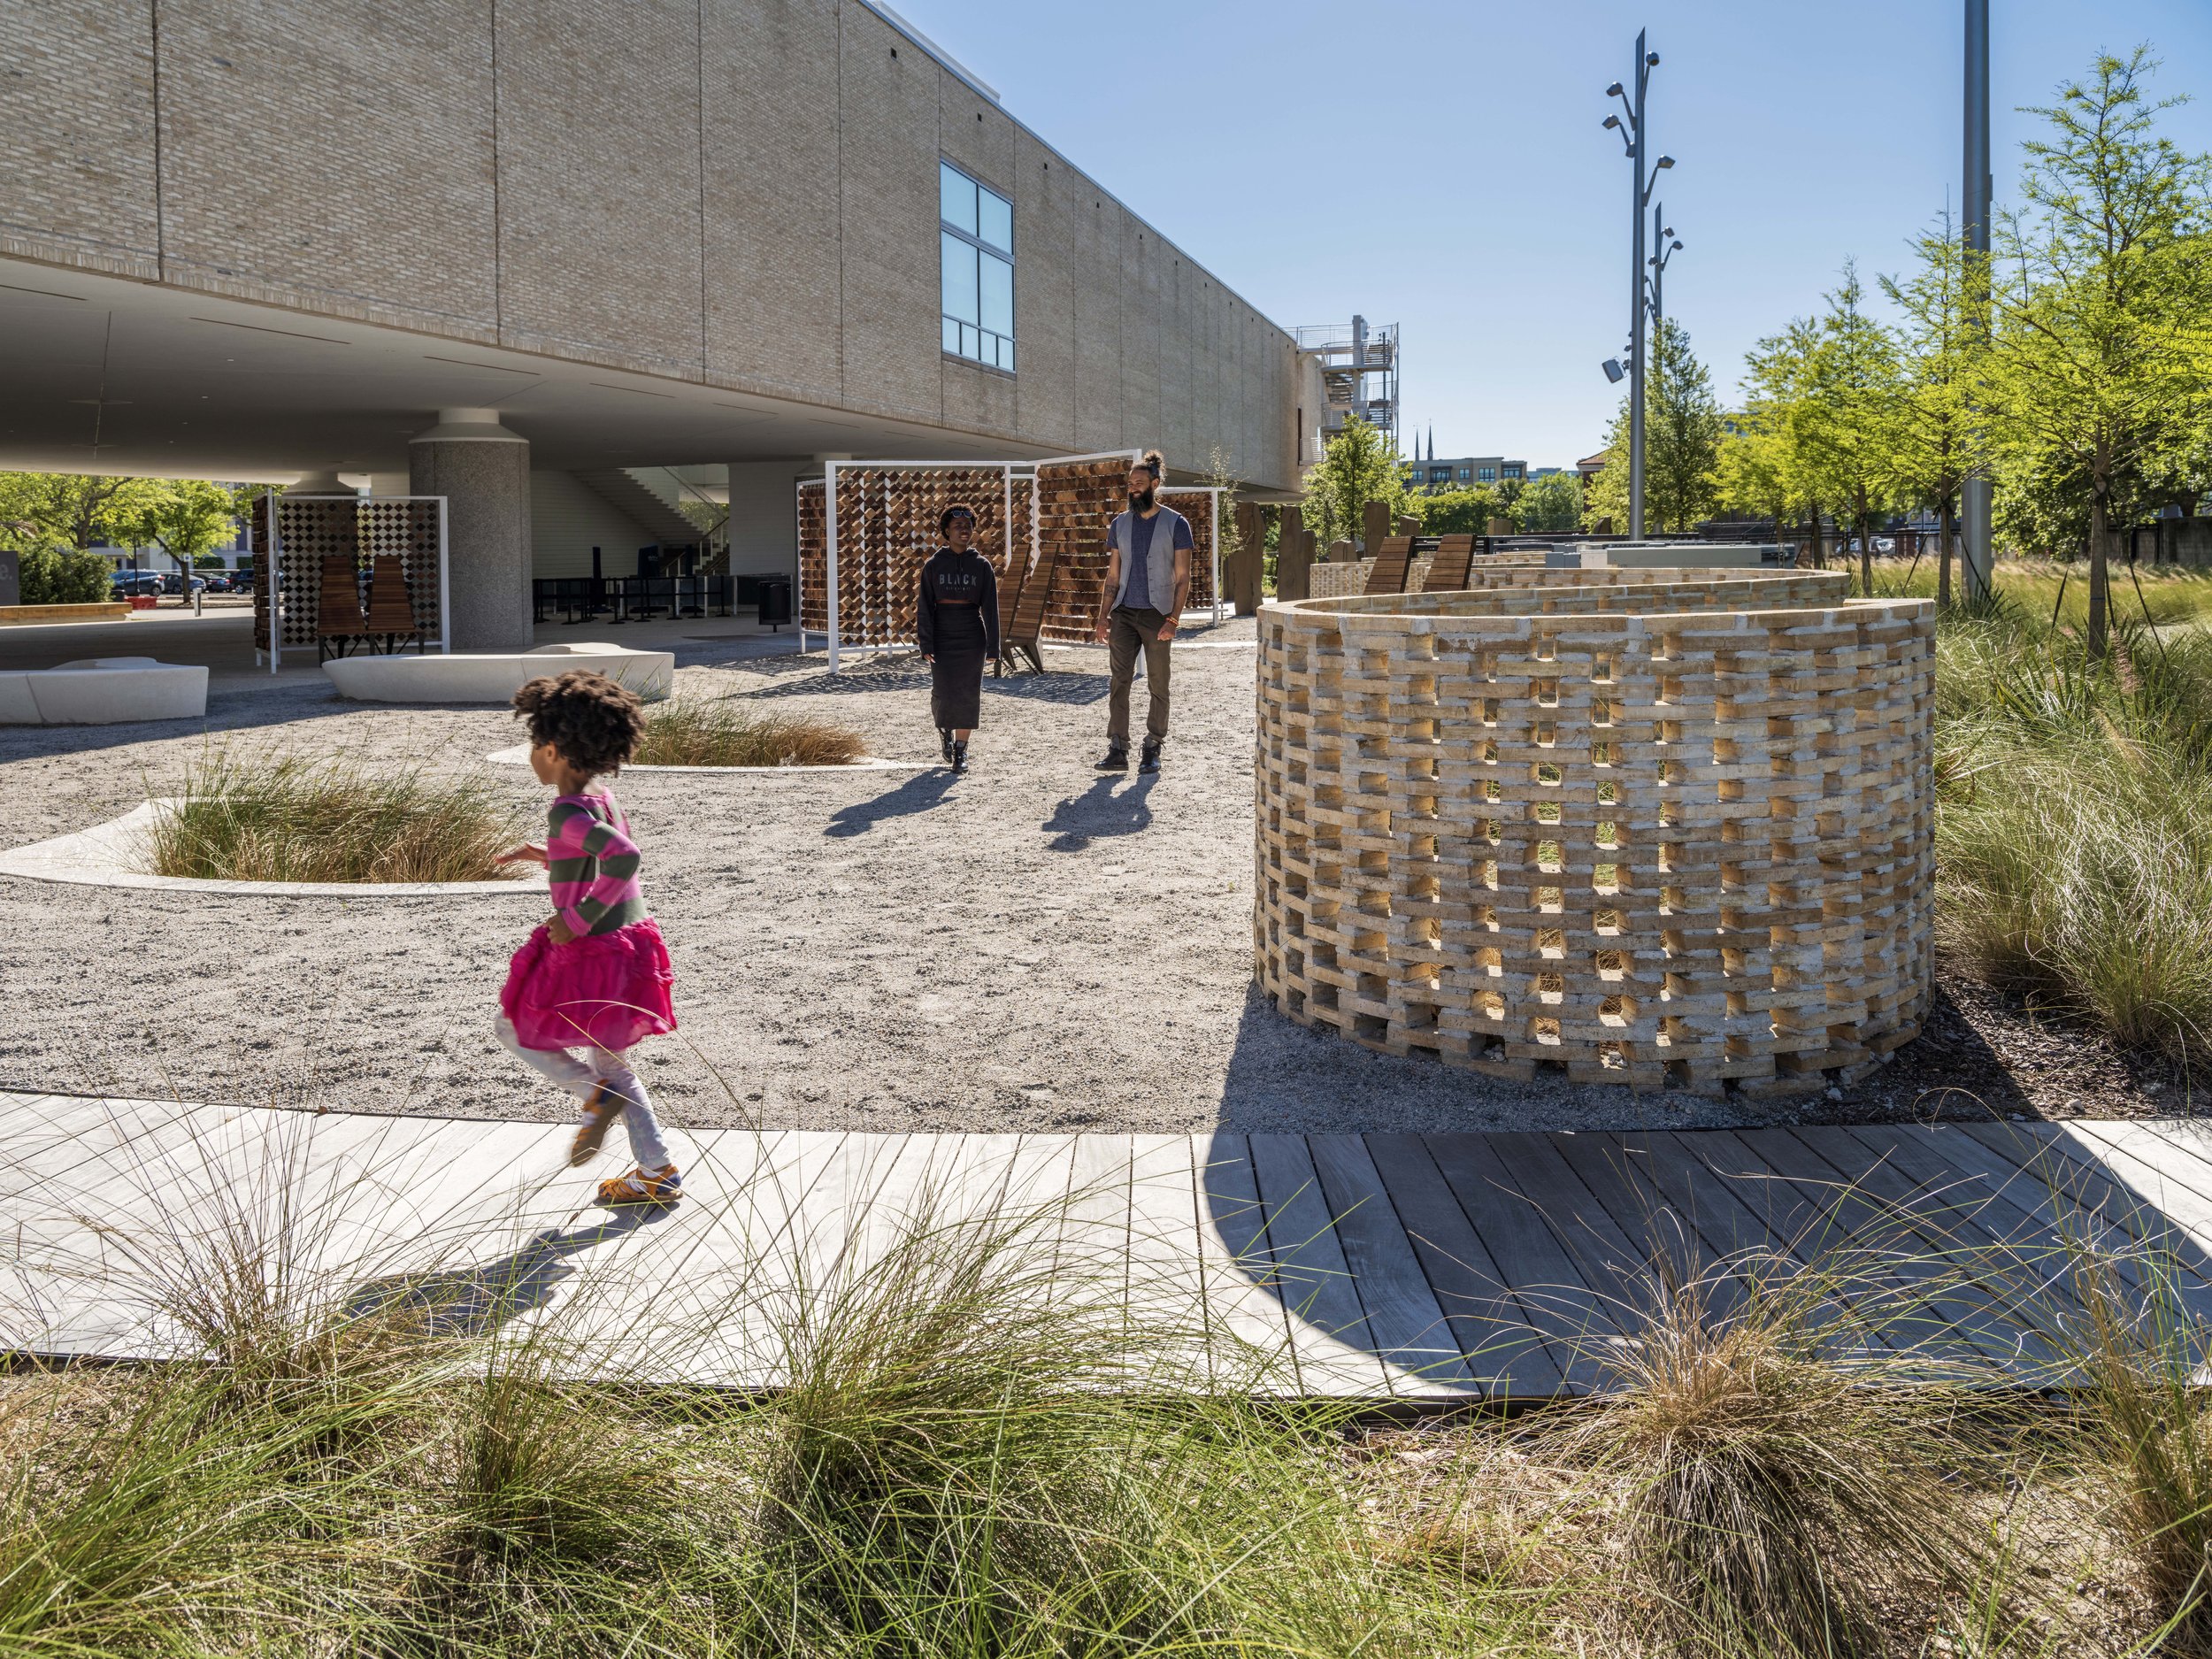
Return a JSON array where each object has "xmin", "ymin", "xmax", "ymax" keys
[{"xmin": 897, "ymin": 0, "xmax": 2212, "ymax": 471}]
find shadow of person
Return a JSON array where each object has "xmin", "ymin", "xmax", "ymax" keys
[
  {"xmin": 343, "ymin": 1206, "xmax": 671, "ymax": 1339},
  {"xmin": 825, "ymin": 768, "xmax": 955, "ymax": 838},
  {"xmin": 1041, "ymin": 774, "xmax": 1155, "ymax": 852}
]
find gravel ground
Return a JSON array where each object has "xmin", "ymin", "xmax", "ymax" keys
[{"xmin": 0, "ymin": 623, "xmax": 2190, "ymax": 1133}]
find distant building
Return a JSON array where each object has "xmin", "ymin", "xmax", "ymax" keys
[
  {"xmin": 1403, "ymin": 455, "xmax": 1528, "ymax": 492},
  {"xmin": 1576, "ymin": 451, "xmax": 1609, "ymax": 488}
]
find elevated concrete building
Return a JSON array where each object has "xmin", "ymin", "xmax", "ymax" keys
[{"xmin": 0, "ymin": 0, "xmax": 1310, "ymax": 646}]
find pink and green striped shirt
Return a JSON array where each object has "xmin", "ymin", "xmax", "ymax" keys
[{"xmin": 547, "ymin": 793, "xmax": 649, "ymax": 938}]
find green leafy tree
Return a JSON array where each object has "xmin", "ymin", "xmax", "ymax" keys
[
  {"xmin": 1514, "ymin": 470, "xmax": 1583, "ymax": 532},
  {"xmin": 1722, "ymin": 319, "xmax": 1823, "ymax": 555},
  {"xmin": 1878, "ymin": 211, "xmax": 1978, "ymax": 604},
  {"xmin": 0, "ymin": 471, "xmax": 165, "ymax": 554},
  {"xmin": 1414, "ymin": 484, "xmax": 1511, "ymax": 536},
  {"xmin": 1298, "ymin": 415, "xmax": 1409, "ymax": 550},
  {"xmin": 1645, "ymin": 319, "xmax": 1724, "ymax": 533},
  {"xmin": 1794, "ymin": 263, "xmax": 1902, "ymax": 593},
  {"xmin": 12, "ymin": 546, "xmax": 111, "ymax": 603},
  {"xmin": 1985, "ymin": 47, "xmax": 2212, "ymax": 657},
  {"xmin": 122, "ymin": 480, "xmax": 242, "ymax": 580},
  {"xmin": 1581, "ymin": 319, "xmax": 1725, "ymax": 535}
]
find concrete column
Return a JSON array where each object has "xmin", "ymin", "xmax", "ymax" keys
[
  {"xmin": 285, "ymin": 469, "xmax": 357, "ymax": 495},
  {"xmin": 410, "ymin": 408, "xmax": 531, "ymax": 650}
]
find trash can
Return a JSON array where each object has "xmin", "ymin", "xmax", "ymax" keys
[{"xmin": 757, "ymin": 577, "xmax": 792, "ymax": 631}]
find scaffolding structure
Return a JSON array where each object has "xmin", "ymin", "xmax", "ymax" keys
[{"xmin": 1295, "ymin": 316, "xmax": 1400, "ymax": 451}]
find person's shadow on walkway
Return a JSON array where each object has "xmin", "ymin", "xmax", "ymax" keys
[
  {"xmin": 825, "ymin": 769, "xmax": 955, "ymax": 838},
  {"xmin": 343, "ymin": 1206, "xmax": 672, "ymax": 1339},
  {"xmin": 1041, "ymin": 775, "xmax": 1155, "ymax": 851}
]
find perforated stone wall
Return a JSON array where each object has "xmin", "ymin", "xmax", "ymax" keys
[{"xmin": 1253, "ymin": 571, "xmax": 1935, "ymax": 1096}]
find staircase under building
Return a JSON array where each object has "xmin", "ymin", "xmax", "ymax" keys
[{"xmin": 574, "ymin": 468, "xmax": 708, "ymax": 549}]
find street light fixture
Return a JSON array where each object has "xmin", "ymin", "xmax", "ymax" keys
[
  {"xmin": 1601, "ymin": 27, "xmax": 1674, "ymax": 540},
  {"xmin": 1647, "ymin": 207, "xmax": 1684, "ymax": 329},
  {"xmin": 1602, "ymin": 358, "xmax": 1625, "ymax": 384}
]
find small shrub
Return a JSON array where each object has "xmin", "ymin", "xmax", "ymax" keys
[
  {"xmin": 143, "ymin": 753, "xmax": 526, "ymax": 884},
  {"xmin": 1551, "ymin": 1256, "xmax": 1996, "ymax": 1655},
  {"xmin": 634, "ymin": 700, "xmax": 866, "ymax": 767},
  {"xmin": 13, "ymin": 545, "xmax": 112, "ymax": 605}
]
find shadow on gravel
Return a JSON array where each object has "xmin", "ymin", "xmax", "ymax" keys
[
  {"xmin": 984, "ymin": 671, "xmax": 1111, "ymax": 706},
  {"xmin": 825, "ymin": 769, "xmax": 956, "ymax": 837},
  {"xmin": 1041, "ymin": 775, "xmax": 1155, "ymax": 851}
]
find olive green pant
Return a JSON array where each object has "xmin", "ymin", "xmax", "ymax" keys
[{"xmin": 1105, "ymin": 605, "xmax": 1171, "ymax": 746}]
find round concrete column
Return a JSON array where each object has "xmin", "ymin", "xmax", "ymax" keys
[
  {"xmin": 285, "ymin": 469, "xmax": 357, "ymax": 495},
  {"xmin": 410, "ymin": 409, "xmax": 531, "ymax": 651}
]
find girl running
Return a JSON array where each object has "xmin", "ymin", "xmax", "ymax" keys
[{"xmin": 495, "ymin": 669, "xmax": 681, "ymax": 1206}]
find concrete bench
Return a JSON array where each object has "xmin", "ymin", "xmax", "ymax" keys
[
  {"xmin": 321, "ymin": 642, "xmax": 674, "ymax": 703},
  {"xmin": 0, "ymin": 657, "xmax": 210, "ymax": 725}
]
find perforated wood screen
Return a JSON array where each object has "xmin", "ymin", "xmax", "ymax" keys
[
  {"xmin": 1035, "ymin": 457, "xmax": 1128, "ymax": 642},
  {"xmin": 265, "ymin": 495, "xmax": 443, "ymax": 658},
  {"xmin": 1254, "ymin": 570, "xmax": 1935, "ymax": 1098},
  {"xmin": 797, "ymin": 466, "xmax": 1016, "ymax": 649},
  {"xmin": 1161, "ymin": 488, "xmax": 1217, "ymax": 610}
]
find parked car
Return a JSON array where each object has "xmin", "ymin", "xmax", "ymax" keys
[
  {"xmin": 111, "ymin": 571, "xmax": 164, "ymax": 597},
  {"xmin": 203, "ymin": 574, "xmax": 234, "ymax": 594}
]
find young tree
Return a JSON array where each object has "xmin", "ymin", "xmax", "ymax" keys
[
  {"xmin": 1414, "ymin": 483, "xmax": 1511, "ymax": 536},
  {"xmin": 0, "ymin": 471, "xmax": 165, "ymax": 553},
  {"xmin": 1985, "ymin": 47, "xmax": 2212, "ymax": 657},
  {"xmin": 1728, "ymin": 318, "xmax": 1824, "ymax": 560},
  {"xmin": 126, "ymin": 480, "xmax": 242, "ymax": 580},
  {"xmin": 1514, "ymin": 469, "xmax": 1583, "ymax": 532},
  {"xmin": 1879, "ymin": 211, "xmax": 1977, "ymax": 605},
  {"xmin": 1644, "ymin": 318, "xmax": 1724, "ymax": 533},
  {"xmin": 1582, "ymin": 319, "xmax": 1725, "ymax": 534},
  {"xmin": 1298, "ymin": 414, "xmax": 1409, "ymax": 550},
  {"xmin": 1794, "ymin": 263, "xmax": 1901, "ymax": 594}
]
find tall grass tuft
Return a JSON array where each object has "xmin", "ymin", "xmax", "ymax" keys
[
  {"xmin": 634, "ymin": 700, "xmax": 866, "ymax": 767},
  {"xmin": 1936, "ymin": 613, "xmax": 2212, "ymax": 1061},
  {"xmin": 1551, "ymin": 1256, "xmax": 1997, "ymax": 1656},
  {"xmin": 144, "ymin": 751, "xmax": 526, "ymax": 883}
]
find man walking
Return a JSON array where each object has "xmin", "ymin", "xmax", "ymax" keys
[{"xmin": 1093, "ymin": 449, "xmax": 1191, "ymax": 774}]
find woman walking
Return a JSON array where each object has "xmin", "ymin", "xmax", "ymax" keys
[{"xmin": 917, "ymin": 503, "xmax": 999, "ymax": 775}]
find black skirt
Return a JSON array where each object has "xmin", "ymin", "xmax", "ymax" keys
[{"xmin": 929, "ymin": 603, "xmax": 987, "ymax": 728}]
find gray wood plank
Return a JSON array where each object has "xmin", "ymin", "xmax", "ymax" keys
[
  {"xmin": 1423, "ymin": 1132, "xmax": 1624, "ymax": 1392},
  {"xmin": 1189, "ymin": 1133, "xmax": 1301, "ymax": 1391},
  {"xmin": 1954, "ymin": 1120, "xmax": 2212, "ymax": 1274},
  {"xmin": 1248, "ymin": 1133, "xmax": 1391, "ymax": 1396},
  {"xmin": 1482, "ymin": 1131, "xmax": 1663, "ymax": 1332},
  {"xmin": 1542, "ymin": 1128, "xmax": 1746, "ymax": 1323},
  {"xmin": 1304, "ymin": 1134, "xmax": 1477, "ymax": 1395},
  {"xmin": 1786, "ymin": 1126, "xmax": 2060, "ymax": 1375},
  {"xmin": 1360, "ymin": 1133, "xmax": 1560, "ymax": 1399}
]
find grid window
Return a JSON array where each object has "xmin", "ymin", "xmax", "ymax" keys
[
  {"xmin": 941, "ymin": 160, "xmax": 1014, "ymax": 373},
  {"xmin": 1478, "ymin": 466, "xmax": 1497, "ymax": 482}
]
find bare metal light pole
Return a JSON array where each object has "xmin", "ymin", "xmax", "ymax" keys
[
  {"xmin": 1961, "ymin": 0, "xmax": 1994, "ymax": 599},
  {"xmin": 1605, "ymin": 33, "xmax": 1672, "ymax": 540}
]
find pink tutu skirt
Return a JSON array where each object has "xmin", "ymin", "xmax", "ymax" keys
[{"xmin": 500, "ymin": 917, "xmax": 678, "ymax": 1053}]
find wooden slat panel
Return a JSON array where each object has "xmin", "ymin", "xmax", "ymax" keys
[
  {"xmin": 1304, "ymin": 1134, "xmax": 1476, "ymax": 1395},
  {"xmin": 1360, "ymin": 1133, "xmax": 1560, "ymax": 1398},
  {"xmin": 1191, "ymin": 1133, "xmax": 1300, "ymax": 1390},
  {"xmin": 1248, "ymin": 1133, "xmax": 1391, "ymax": 1395}
]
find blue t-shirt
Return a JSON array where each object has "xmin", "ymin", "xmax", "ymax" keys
[{"xmin": 1112, "ymin": 508, "xmax": 1194, "ymax": 612}]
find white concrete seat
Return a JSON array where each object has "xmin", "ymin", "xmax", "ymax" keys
[
  {"xmin": 0, "ymin": 657, "xmax": 210, "ymax": 725},
  {"xmin": 321, "ymin": 643, "xmax": 674, "ymax": 703}
]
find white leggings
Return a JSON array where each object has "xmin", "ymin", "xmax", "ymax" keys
[{"xmin": 495, "ymin": 1016, "xmax": 673, "ymax": 1171}]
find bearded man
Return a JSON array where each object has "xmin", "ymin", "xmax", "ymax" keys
[{"xmin": 1091, "ymin": 449, "xmax": 1192, "ymax": 774}]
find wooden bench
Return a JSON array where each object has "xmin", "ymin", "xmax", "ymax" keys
[
  {"xmin": 1362, "ymin": 535, "xmax": 1417, "ymax": 596},
  {"xmin": 1418, "ymin": 534, "xmax": 1479, "ymax": 593}
]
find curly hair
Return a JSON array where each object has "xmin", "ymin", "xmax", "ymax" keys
[
  {"xmin": 939, "ymin": 502, "xmax": 976, "ymax": 539},
  {"xmin": 511, "ymin": 670, "xmax": 645, "ymax": 778}
]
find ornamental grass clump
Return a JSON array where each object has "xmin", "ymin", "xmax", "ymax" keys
[
  {"xmin": 634, "ymin": 699, "xmax": 865, "ymax": 767},
  {"xmin": 144, "ymin": 752, "xmax": 526, "ymax": 884},
  {"xmin": 1548, "ymin": 1254, "xmax": 1999, "ymax": 1657},
  {"xmin": 1935, "ymin": 609, "xmax": 2212, "ymax": 1062}
]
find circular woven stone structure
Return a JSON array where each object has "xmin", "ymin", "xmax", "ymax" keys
[{"xmin": 1253, "ymin": 568, "xmax": 1935, "ymax": 1096}]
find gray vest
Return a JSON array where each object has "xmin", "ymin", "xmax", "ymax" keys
[{"xmin": 1110, "ymin": 507, "xmax": 1187, "ymax": 613}]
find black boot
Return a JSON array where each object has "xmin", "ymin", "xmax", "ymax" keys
[
  {"xmin": 950, "ymin": 739, "xmax": 969, "ymax": 776},
  {"xmin": 938, "ymin": 726, "xmax": 954, "ymax": 763},
  {"xmin": 1095, "ymin": 741, "xmax": 1129, "ymax": 772},
  {"xmin": 1138, "ymin": 739, "xmax": 1163, "ymax": 774}
]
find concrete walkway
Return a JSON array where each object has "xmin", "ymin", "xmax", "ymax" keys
[{"xmin": 7, "ymin": 1091, "xmax": 2208, "ymax": 1397}]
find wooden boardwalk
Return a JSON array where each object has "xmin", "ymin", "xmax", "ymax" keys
[{"xmin": 5, "ymin": 1090, "xmax": 2210, "ymax": 1398}]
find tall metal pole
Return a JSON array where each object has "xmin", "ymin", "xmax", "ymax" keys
[
  {"xmin": 1627, "ymin": 29, "xmax": 1649, "ymax": 541},
  {"xmin": 1961, "ymin": 0, "xmax": 1993, "ymax": 599}
]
